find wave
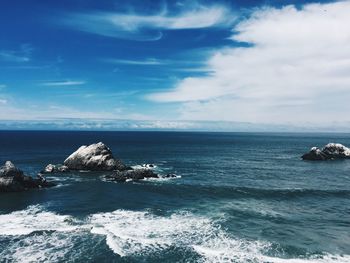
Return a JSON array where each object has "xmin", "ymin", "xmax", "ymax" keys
[
  {"xmin": 88, "ymin": 210, "xmax": 350, "ymax": 262},
  {"xmin": 0, "ymin": 205, "xmax": 80, "ymax": 236},
  {"xmin": 168, "ymin": 185, "xmax": 350, "ymax": 200},
  {"xmin": 0, "ymin": 205, "xmax": 90, "ymax": 262},
  {"xmin": 0, "ymin": 206, "xmax": 349, "ymax": 262}
]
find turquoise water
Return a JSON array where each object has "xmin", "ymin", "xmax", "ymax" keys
[{"xmin": 0, "ymin": 131, "xmax": 349, "ymax": 262}]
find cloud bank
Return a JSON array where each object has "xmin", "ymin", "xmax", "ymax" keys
[{"xmin": 148, "ymin": 1, "xmax": 350, "ymax": 125}]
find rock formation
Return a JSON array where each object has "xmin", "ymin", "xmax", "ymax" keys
[
  {"xmin": 43, "ymin": 164, "xmax": 69, "ymax": 173},
  {"xmin": 0, "ymin": 161, "xmax": 55, "ymax": 192},
  {"xmin": 63, "ymin": 142, "xmax": 126, "ymax": 171},
  {"xmin": 104, "ymin": 168, "xmax": 159, "ymax": 182},
  {"xmin": 302, "ymin": 143, "xmax": 350, "ymax": 160}
]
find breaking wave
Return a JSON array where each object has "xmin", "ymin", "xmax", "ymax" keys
[{"xmin": 0, "ymin": 206, "xmax": 349, "ymax": 262}]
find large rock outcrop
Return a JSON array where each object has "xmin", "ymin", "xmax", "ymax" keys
[
  {"xmin": 0, "ymin": 161, "xmax": 55, "ymax": 192},
  {"xmin": 64, "ymin": 142, "xmax": 126, "ymax": 171},
  {"xmin": 302, "ymin": 143, "xmax": 350, "ymax": 161}
]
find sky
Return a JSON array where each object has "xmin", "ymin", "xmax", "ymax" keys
[{"xmin": 0, "ymin": 0, "xmax": 349, "ymax": 131}]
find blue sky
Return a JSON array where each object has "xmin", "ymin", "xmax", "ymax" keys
[{"xmin": 1, "ymin": 0, "xmax": 349, "ymax": 130}]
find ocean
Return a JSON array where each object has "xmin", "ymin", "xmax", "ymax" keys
[{"xmin": 0, "ymin": 131, "xmax": 349, "ymax": 262}]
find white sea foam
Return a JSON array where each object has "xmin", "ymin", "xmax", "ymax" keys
[
  {"xmin": 0, "ymin": 231, "xmax": 78, "ymax": 262},
  {"xmin": 131, "ymin": 164, "xmax": 158, "ymax": 170},
  {"xmin": 88, "ymin": 209, "xmax": 350, "ymax": 263},
  {"xmin": 260, "ymin": 254, "xmax": 350, "ymax": 263},
  {"xmin": 0, "ymin": 205, "xmax": 90, "ymax": 262},
  {"xmin": 141, "ymin": 175, "xmax": 182, "ymax": 182},
  {"xmin": 0, "ymin": 205, "xmax": 79, "ymax": 236},
  {"xmin": 0, "ymin": 206, "xmax": 349, "ymax": 262},
  {"xmin": 89, "ymin": 209, "xmax": 272, "ymax": 261}
]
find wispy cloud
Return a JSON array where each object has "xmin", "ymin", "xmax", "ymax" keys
[
  {"xmin": 103, "ymin": 58, "xmax": 165, "ymax": 65},
  {"xmin": 41, "ymin": 80, "xmax": 86, "ymax": 86},
  {"xmin": 0, "ymin": 99, "xmax": 7, "ymax": 105},
  {"xmin": 0, "ymin": 84, "xmax": 6, "ymax": 89},
  {"xmin": 147, "ymin": 1, "xmax": 350, "ymax": 124},
  {"xmin": 0, "ymin": 44, "xmax": 33, "ymax": 62},
  {"xmin": 59, "ymin": 4, "xmax": 234, "ymax": 41}
]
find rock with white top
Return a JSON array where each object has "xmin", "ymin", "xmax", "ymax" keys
[
  {"xmin": 43, "ymin": 164, "xmax": 69, "ymax": 173},
  {"xmin": 302, "ymin": 143, "xmax": 350, "ymax": 160},
  {"xmin": 64, "ymin": 142, "xmax": 126, "ymax": 171}
]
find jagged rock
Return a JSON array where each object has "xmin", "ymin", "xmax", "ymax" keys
[
  {"xmin": 0, "ymin": 161, "xmax": 24, "ymax": 179},
  {"xmin": 105, "ymin": 168, "xmax": 159, "ymax": 182},
  {"xmin": 43, "ymin": 164, "xmax": 69, "ymax": 173},
  {"xmin": 301, "ymin": 147, "xmax": 328, "ymax": 160},
  {"xmin": 64, "ymin": 142, "xmax": 126, "ymax": 171},
  {"xmin": 322, "ymin": 143, "xmax": 350, "ymax": 158},
  {"xmin": 0, "ymin": 161, "xmax": 55, "ymax": 192},
  {"xmin": 302, "ymin": 143, "xmax": 350, "ymax": 160}
]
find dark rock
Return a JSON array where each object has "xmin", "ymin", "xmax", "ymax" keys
[
  {"xmin": 322, "ymin": 143, "xmax": 350, "ymax": 159},
  {"xmin": 64, "ymin": 142, "xmax": 126, "ymax": 171},
  {"xmin": 105, "ymin": 168, "xmax": 159, "ymax": 182},
  {"xmin": 302, "ymin": 143, "xmax": 350, "ymax": 161},
  {"xmin": 302, "ymin": 147, "xmax": 328, "ymax": 160},
  {"xmin": 0, "ymin": 161, "xmax": 55, "ymax": 192},
  {"xmin": 0, "ymin": 177, "xmax": 25, "ymax": 192},
  {"xmin": 0, "ymin": 161, "xmax": 24, "ymax": 179},
  {"xmin": 164, "ymin": 173, "xmax": 177, "ymax": 178}
]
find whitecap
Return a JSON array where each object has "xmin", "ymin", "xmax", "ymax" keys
[
  {"xmin": 88, "ymin": 209, "xmax": 271, "ymax": 260},
  {"xmin": 88, "ymin": 209, "xmax": 350, "ymax": 263},
  {"xmin": 0, "ymin": 231, "xmax": 78, "ymax": 262},
  {"xmin": 0, "ymin": 205, "xmax": 79, "ymax": 236},
  {"xmin": 131, "ymin": 164, "xmax": 158, "ymax": 170},
  {"xmin": 1, "ymin": 206, "xmax": 349, "ymax": 262},
  {"xmin": 141, "ymin": 175, "xmax": 181, "ymax": 182}
]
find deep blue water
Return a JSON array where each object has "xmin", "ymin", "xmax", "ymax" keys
[{"xmin": 0, "ymin": 131, "xmax": 349, "ymax": 262}]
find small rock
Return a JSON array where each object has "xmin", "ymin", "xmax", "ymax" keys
[
  {"xmin": 105, "ymin": 168, "xmax": 159, "ymax": 182},
  {"xmin": 44, "ymin": 164, "xmax": 56, "ymax": 173},
  {"xmin": 164, "ymin": 173, "xmax": 177, "ymax": 178},
  {"xmin": 43, "ymin": 164, "xmax": 70, "ymax": 173}
]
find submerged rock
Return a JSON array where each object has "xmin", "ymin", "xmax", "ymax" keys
[
  {"xmin": 0, "ymin": 161, "xmax": 55, "ymax": 192},
  {"xmin": 105, "ymin": 168, "xmax": 159, "ymax": 182},
  {"xmin": 302, "ymin": 143, "xmax": 350, "ymax": 160},
  {"xmin": 64, "ymin": 142, "xmax": 126, "ymax": 171}
]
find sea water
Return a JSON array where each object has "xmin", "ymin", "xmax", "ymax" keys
[{"xmin": 0, "ymin": 131, "xmax": 349, "ymax": 262}]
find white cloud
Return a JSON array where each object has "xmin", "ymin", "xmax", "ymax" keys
[
  {"xmin": 148, "ymin": 1, "xmax": 350, "ymax": 125},
  {"xmin": 0, "ymin": 99, "xmax": 7, "ymax": 105},
  {"xmin": 0, "ymin": 44, "xmax": 33, "ymax": 62},
  {"xmin": 60, "ymin": 5, "xmax": 234, "ymax": 40},
  {"xmin": 41, "ymin": 80, "xmax": 86, "ymax": 86},
  {"xmin": 103, "ymin": 58, "xmax": 165, "ymax": 65}
]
